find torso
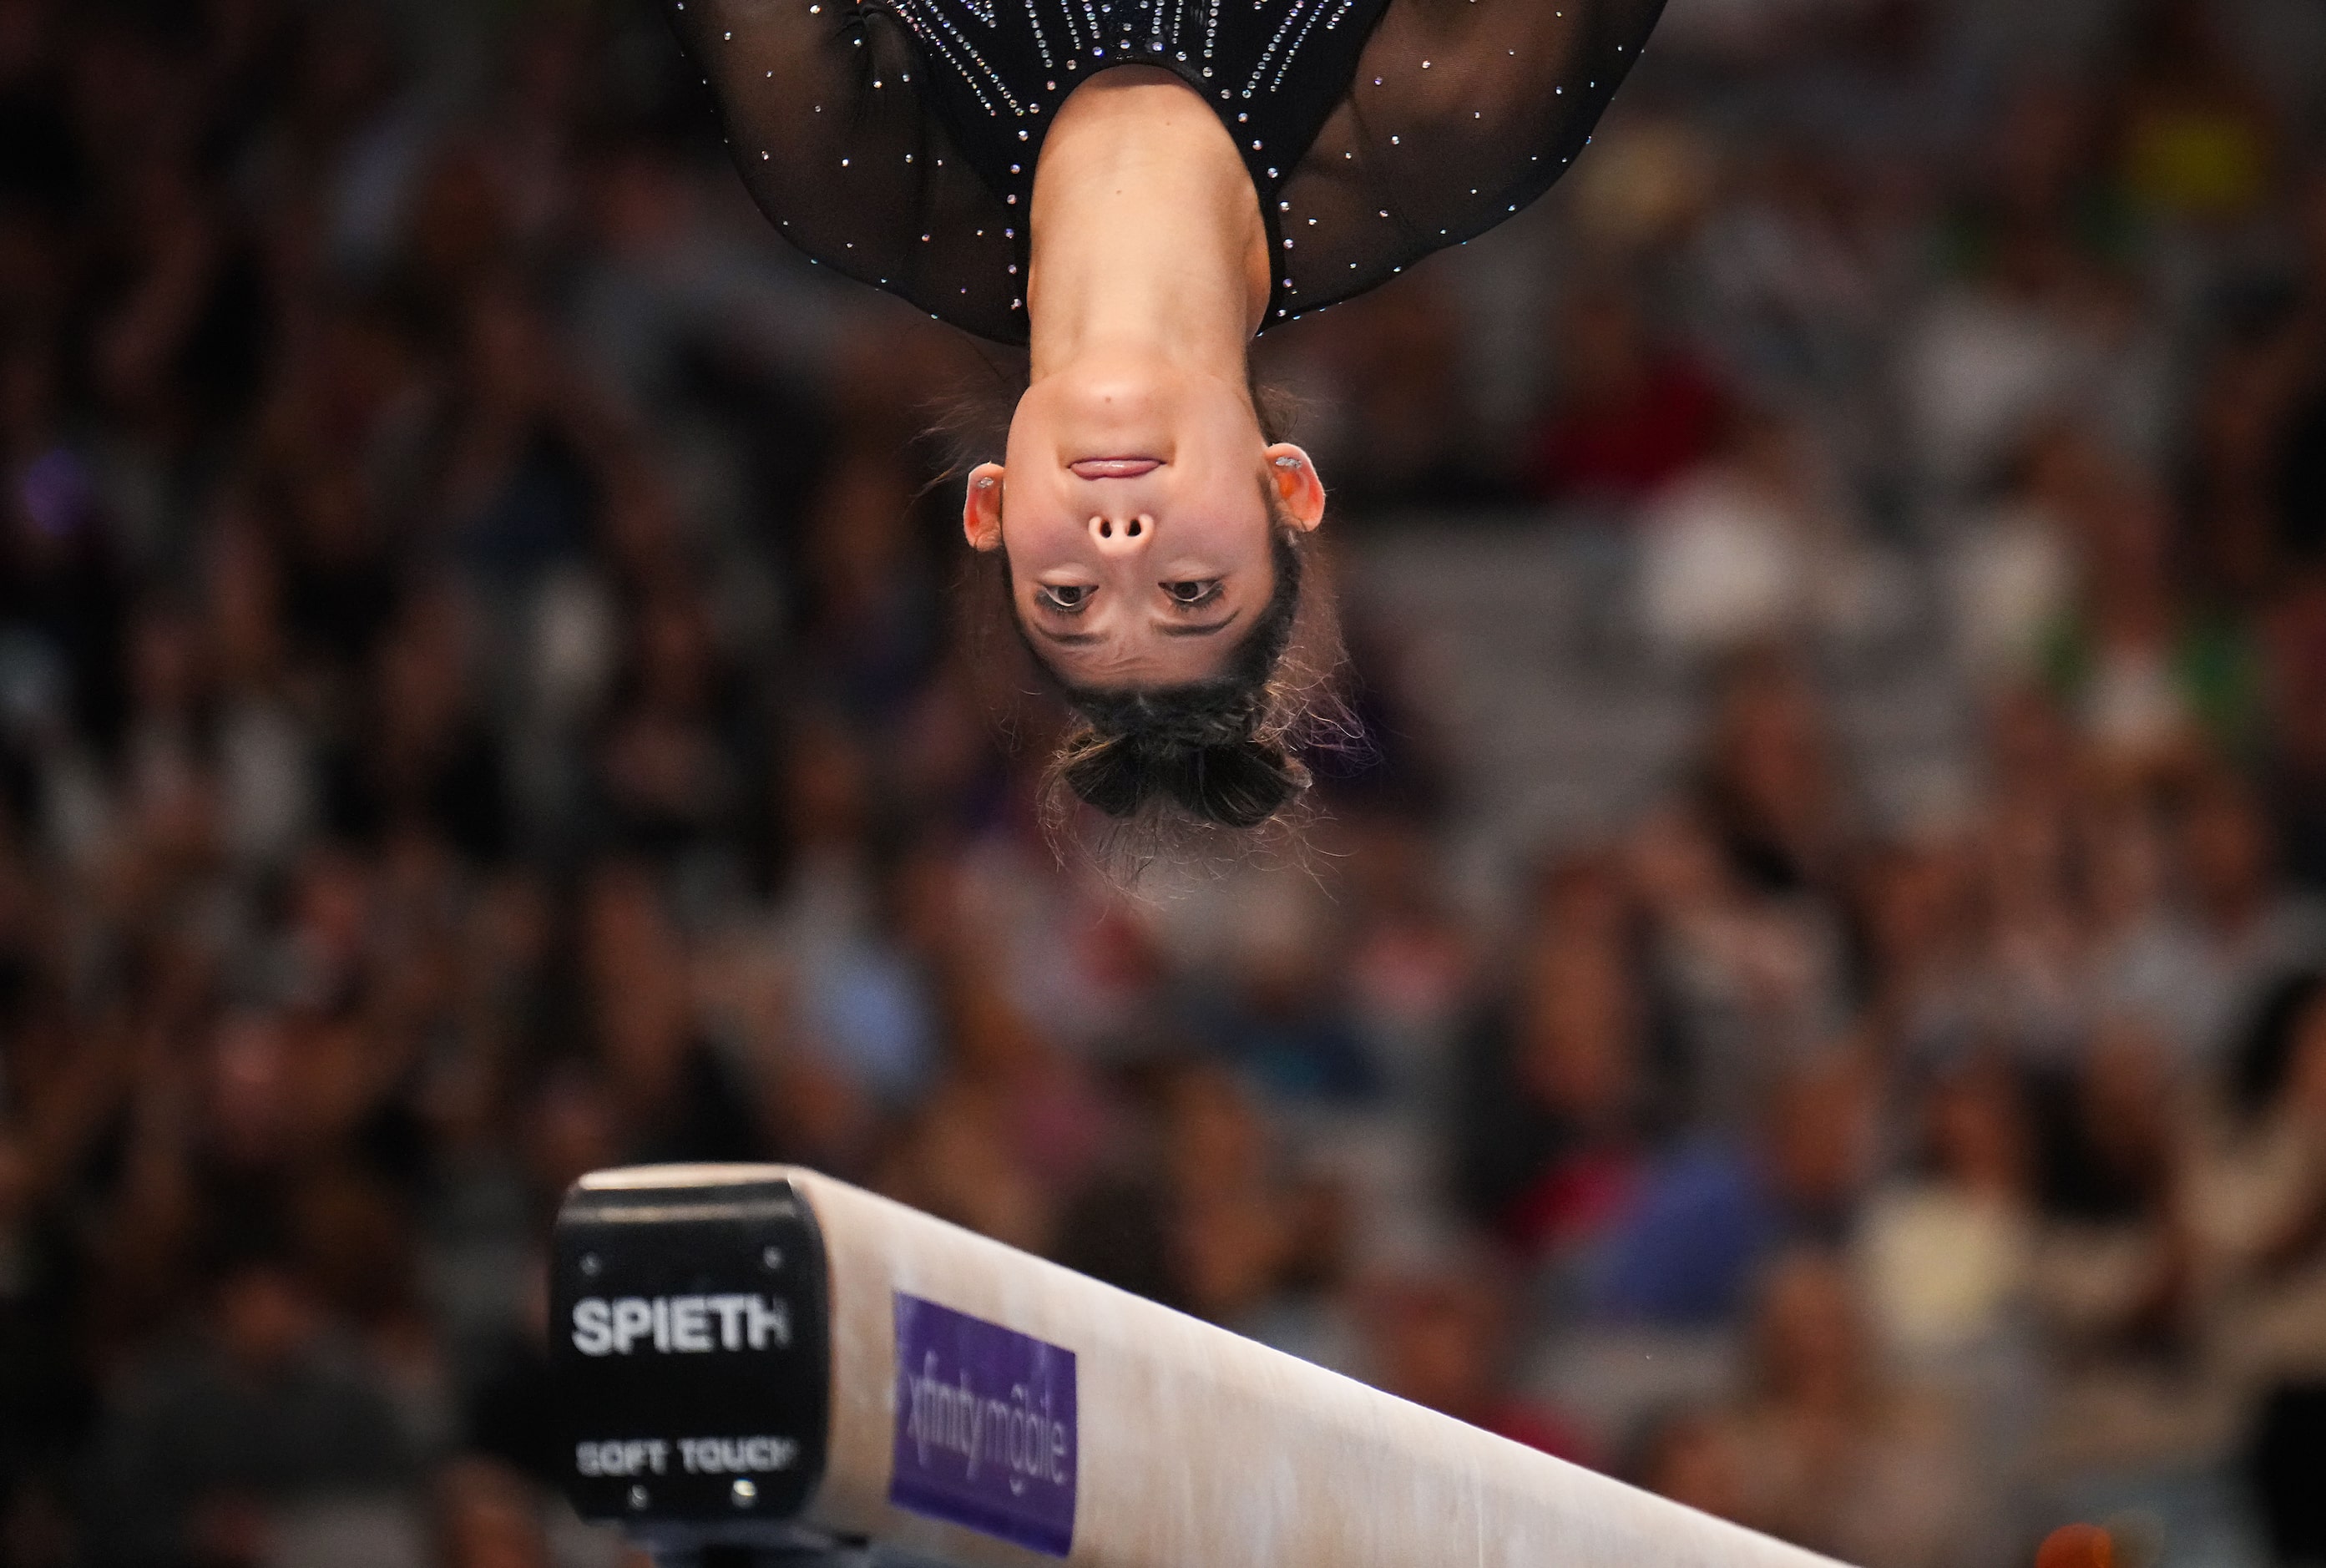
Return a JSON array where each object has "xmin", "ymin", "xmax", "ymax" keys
[{"xmin": 671, "ymin": 0, "xmax": 1663, "ymax": 341}]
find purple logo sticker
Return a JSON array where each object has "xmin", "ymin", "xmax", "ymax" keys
[{"xmin": 890, "ymin": 1293, "xmax": 1078, "ymax": 1556}]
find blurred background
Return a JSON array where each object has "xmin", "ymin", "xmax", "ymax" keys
[{"xmin": 1, "ymin": 0, "xmax": 2324, "ymax": 1565}]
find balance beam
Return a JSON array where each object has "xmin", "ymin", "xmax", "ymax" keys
[{"xmin": 551, "ymin": 1164, "xmax": 1843, "ymax": 1568}]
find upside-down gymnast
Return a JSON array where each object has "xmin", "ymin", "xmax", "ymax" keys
[{"xmin": 668, "ymin": 0, "xmax": 1662, "ymax": 838}]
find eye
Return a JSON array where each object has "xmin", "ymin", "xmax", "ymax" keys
[
  {"xmin": 1036, "ymin": 584, "xmax": 1093, "ymax": 614},
  {"xmin": 1165, "ymin": 580, "xmax": 1222, "ymax": 610}
]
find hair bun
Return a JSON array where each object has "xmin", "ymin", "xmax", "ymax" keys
[
  {"xmin": 1063, "ymin": 734, "xmax": 1309, "ymax": 830},
  {"xmin": 1059, "ymin": 736, "xmax": 1150, "ymax": 821}
]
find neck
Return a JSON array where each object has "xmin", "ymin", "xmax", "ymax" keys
[{"xmin": 1026, "ymin": 66, "xmax": 1270, "ymax": 382}]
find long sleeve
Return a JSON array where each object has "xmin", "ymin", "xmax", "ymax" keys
[
  {"xmin": 1273, "ymin": 0, "xmax": 1665, "ymax": 321},
  {"xmin": 671, "ymin": 0, "xmax": 1029, "ymax": 340}
]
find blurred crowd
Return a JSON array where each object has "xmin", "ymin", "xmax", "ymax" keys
[{"xmin": 2, "ymin": 0, "xmax": 2325, "ymax": 1565}]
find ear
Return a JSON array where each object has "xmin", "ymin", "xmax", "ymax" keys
[
  {"xmin": 1264, "ymin": 444, "xmax": 1325, "ymax": 531},
  {"xmin": 963, "ymin": 463, "xmax": 1005, "ymax": 552}
]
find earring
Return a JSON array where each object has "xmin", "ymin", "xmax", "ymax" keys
[
  {"xmin": 1273, "ymin": 456, "xmax": 1300, "ymax": 469},
  {"xmin": 976, "ymin": 478, "xmax": 995, "ymax": 489}
]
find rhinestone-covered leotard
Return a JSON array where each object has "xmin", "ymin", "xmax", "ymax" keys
[{"xmin": 668, "ymin": 0, "xmax": 1662, "ymax": 343}]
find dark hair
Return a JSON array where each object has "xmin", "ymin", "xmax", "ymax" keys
[{"xmin": 2233, "ymin": 971, "xmax": 2326, "ymax": 1120}]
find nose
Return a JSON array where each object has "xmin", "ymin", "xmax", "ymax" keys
[{"xmin": 1087, "ymin": 512, "xmax": 1154, "ymax": 555}]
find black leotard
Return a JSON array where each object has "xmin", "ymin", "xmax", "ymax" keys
[{"xmin": 668, "ymin": 0, "xmax": 1662, "ymax": 342}]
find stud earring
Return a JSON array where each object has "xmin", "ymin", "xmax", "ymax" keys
[
  {"xmin": 1273, "ymin": 455, "xmax": 1300, "ymax": 469},
  {"xmin": 976, "ymin": 477, "xmax": 995, "ymax": 489}
]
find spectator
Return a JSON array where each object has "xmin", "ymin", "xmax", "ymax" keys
[
  {"xmin": 1453, "ymin": 853, "xmax": 1662, "ymax": 1256},
  {"xmin": 83, "ymin": 1246, "xmax": 417, "ymax": 1568},
  {"xmin": 2202, "ymin": 974, "xmax": 2326, "ymax": 1564},
  {"xmin": 1720, "ymin": 1250, "xmax": 1984, "ymax": 1568},
  {"xmin": 1357, "ymin": 1253, "xmax": 1590, "ymax": 1464},
  {"xmin": 1522, "ymin": 277, "xmax": 1727, "ymax": 508},
  {"xmin": 1585, "ymin": 1051, "xmax": 1878, "ymax": 1328}
]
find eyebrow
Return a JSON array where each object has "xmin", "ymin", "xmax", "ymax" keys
[
  {"xmin": 1030, "ymin": 612, "xmax": 1239, "ymax": 647},
  {"xmin": 1154, "ymin": 614, "xmax": 1240, "ymax": 640}
]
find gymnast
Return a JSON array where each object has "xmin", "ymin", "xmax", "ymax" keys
[{"xmin": 668, "ymin": 0, "xmax": 1663, "ymax": 837}]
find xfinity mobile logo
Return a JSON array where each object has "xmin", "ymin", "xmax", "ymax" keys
[
  {"xmin": 570, "ymin": 1293, "xmax": 791, "ymax": 1356},
  {"xmin": 903, "ymin": 1351, "xmax": 1073, "ymax": 1495},
  {"xmin": 888, "ymin": 1293, "xmax": 1077, "ymax": 1556}
]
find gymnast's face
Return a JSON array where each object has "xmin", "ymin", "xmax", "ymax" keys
[{"xmin": 963, "ymin": 357, "xmax": 1323, "ymax": 687}]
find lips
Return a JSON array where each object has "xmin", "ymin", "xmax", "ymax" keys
[{"xmin": 1069, "ymin": 458, "xmax": 1162, "ymax": 480}]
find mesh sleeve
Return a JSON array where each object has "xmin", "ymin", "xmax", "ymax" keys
[
  {"xmin": 670, "ymin": 0, "xmax": 1031, "ymax": 341},
  {"xmin": 1268, "ymin": 0, "xmax": 1666, "ymax": 323}
]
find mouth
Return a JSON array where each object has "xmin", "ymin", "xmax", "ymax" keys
[{"xmin": 1069, "ymin": 458, "xmax": 1163, "ymax": 480}]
